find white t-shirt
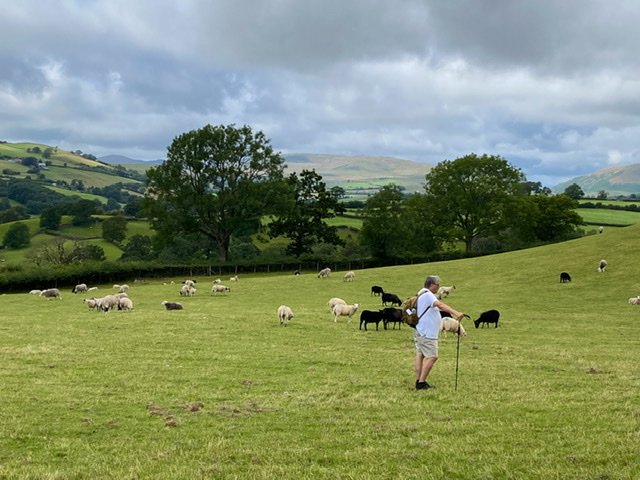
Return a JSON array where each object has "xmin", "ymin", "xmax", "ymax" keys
[{"xmin": 415, "ymin": 289, "xmax": 441, "ymax": 339}]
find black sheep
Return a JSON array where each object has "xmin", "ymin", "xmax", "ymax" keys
[
  {"xmin": 370, "ymin": 285, "xmax": 384, "ymax": 296},
  {"xmin": 381, "ymin": 308, "xmax": 403, "ymax": 330},
  {"xmin": 162, "ymin": 301, "xmax": 184, "ymax": 311},
  {"xmin": 560, "ymin": 272, "xmax": 572, "ymax": 283},
  {"xmin": 381, "ymin": 292, "xmax": 402, "ymax": 306},
  {"xmin": 473, "ymin": 309, "xmax": 500, "ymax": 328},
  {"xmin": 359, "ymin": 310, "xmax": 384, "ymax": 331}
]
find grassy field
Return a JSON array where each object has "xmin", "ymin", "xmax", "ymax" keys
[
  {"xmin": 576, "ymin": 208, "xmax": 640, "ymax": 226},
  {"xmin": 1, "ymin": 225, "xmax": 639, "ymax": 479}
]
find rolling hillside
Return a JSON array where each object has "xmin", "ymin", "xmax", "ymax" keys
[{"xmin": 553, "ymin": 163, "xmax": 640, "ymax": 196}]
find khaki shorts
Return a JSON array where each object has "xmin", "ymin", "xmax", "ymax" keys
[{"xmin": 415, "ymin": 336, "xmax": 438, "ymax": 358}]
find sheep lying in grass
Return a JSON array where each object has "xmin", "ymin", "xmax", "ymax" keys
[
  {"xmin": 162, "ymin": 301, "xmax": 183, "ymax": 310},
  {"xmin": 441, "ymin": 317, "xmax": 467, "ymax": 337},
  {"xmin": 277, "ymin": 305, "xmax": 294, "ymax": 326},
  {"xmin": 230, "ymin": 275, "xmax": 239, "ymax": 282},
  {"xmin": 29, "ymin": 289, "xmax": 42, "ymax": 295},
  {"xmin": 327, "ymin": 297, "xmax": 346, "ymax": 312},
  {"xmin": 628, "ymin": 296, "xmax": 640, "ymax": 305},
  {"xmin": 333, "ymin": 303, "xmax": 359, "ymax": 322}
]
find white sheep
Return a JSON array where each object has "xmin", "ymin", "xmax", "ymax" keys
[
  {"xmin": 211, "ymin": 284, "xmax": 230, "ymax": 295},
  {"xmin": 112, "ymin": 284, "xmax": 120, "ymax": 289},
  {"xmin": 29, "ymin": 289, "xmax": 42, "ymax": 295},
  {"xmin": 95, "ymin": 295, "xmax": 119, "ymax": 312},
  {"xmin": 73, "ymin": 283, "xmax": 88, "ymax": 294},
  {"xmin": 628, "ymin": 296, "xmax": 640, "ymax": 305},
  {"xmin": 180, "ymin": 285, "xmax": 197, "ymax": 296},
  {"xmin": 277, "ymin": 305, "xmax": 294, "ymax": 326},
  {"xmin": 118, "ymin": 297, "xmax": 134, "ymax": 312},
  {"xmin": 83, "ymin": 298, "xmax": 98, "ymax": 310},
  {"xmin": 343, "ymin": 271, "xmax": 355, "ymax": 282},
  {"xmin": 118, "ymin": 284, "xmax": 130, "ymax": 293},
  {"xmin": 114, "ymin": 292, "xmax": 129, "ymax": 299},
  {"xmin": 598, "ymin": 259, "xmax": 608, "ymax": 273},
  {"xmin": 213, "ymin": 278, "xmax": 222, "ymax": 284},
  {"xmin": 318, "ymin": 267, "xmax": 331, "ymax": 279},
  {"xmin": 230, "ymin": 275, "xmax": 239, "ymax": 282},
  {"xmin": 183, "ymin": 279, "xmax": 197, "ymax": 288},
  {"xmin": 39, "ymin": 288, "xmax": 62, "ymax": 300},
  {"xmin": 437, "ymin": 285, "xmax": 456, "ymax": 299},
  {"xmin": 87, "ymin": 286, "xmax": 98, "ymax": 292},
  {"xmin": 440, "ymin": 317, "xmax": 467, "ymax": 337},
  {"xmin": 332, "ymin": 303, "xmax": 359, "ymax": 322},
  {"xmin": 327, "ymin": 297, "xmax": 347, "ymax": 312}
]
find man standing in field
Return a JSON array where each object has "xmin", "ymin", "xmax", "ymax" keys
[{"xmin": 415, "ymin": 275, "xmax": 465, "ymax": 390}]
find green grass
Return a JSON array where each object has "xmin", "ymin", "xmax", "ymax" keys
[
  {"xmin": 44, "ymin": 186, "xmax": 109, "ymax": 204},
  {"xmin": 576, "ymin": 208, "xmax": 640, "ymax": 225},
  {"xmin": 1, "ymin": 225, "xmax": 639, "ymax": 478}
]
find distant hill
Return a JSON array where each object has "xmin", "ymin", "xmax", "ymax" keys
[
  {"xmin": 100, "ymin": 152, "xmax": 432, "ymax": 197},
  {"xmin": 553, "ymin": 164, "xmax": 640, "ymax": 197}
]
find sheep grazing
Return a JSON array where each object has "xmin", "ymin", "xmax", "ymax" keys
[
  {"xmin": 327, "ymin": 297, "xmax": 347, "ymax": 312},
  {"xmin": 598, "ymin": 259, "xmax": 608, "ymax": 273},
  {"xmin": 183, "ymin": 279, "xmax": 197, "ymax": 288},
  {"xmin": 441, "ymin": 318, "xmax": 467, "ymax": 337},
  {"xmin": 83, "ymin": 298, "xmax": 98, "ymax": 310},
  {"xmin": 381, "ymin": 307, "xmax": 403, "ymax": 330},
  {"xmin": 343, "ymin": 271, "xmax": 355, "ymax": 282},
  {"xmin": 211, "ymin": 284, "xmax": 231, "ymax": 295},
  {"xmin": 473, "ymin": 309, "xmax": 500, "ymax": 328},
  {"xmin": 333, "ymin": 303, "xmax": 359, "ymax": 322},
  {"xmin": 72, "ymin": 283, "xmax": 88, "ymax": 294},
  {"xmin": 213, "ymin": 278, "xmax": 221, "ymax": 284},
  {"xmin": 95, "ymin": 295, "xmax": 119, "ymax": 312},
  {"xmin": 162, "ymin": 301, "xmax": 184, "ymax": 310},
  {"xmin": 437, "ymin": 285, "xmax": 456, "ymax": 299},
  {"xmin": 599, "ymin": 226, "xmax": 604, "ymax": 234},
  {"xmin": 359, "ymin": 310, "xmax": 383, "ymax": 331},
  {"xmin": 118, "ymin": 297, "xmax": 134, "ymax": 312},
  {"xmin": 229, "ymin": 275, "xmax": 239, "ymax": 282},
  {"xmin": 29, "ymin": 289, "xmax": 42, "ymax": 295},
  {"xmin": 118, "ymin": 284, "xmax": 130, "ymax": 293},
  {"xmin": 317, "ymin": 267, "xmax": 331, "ymax": 279},
  {"xmin": 381, "ymin": 292, "xmax": 402, "ymax": 307},
  {"xmin": 180, "ymin": 285, "xmax": 197, "ymax": 296},
  {"xmin": 628, "ymin": 296, "xmax": 640, "ymax": 305},
  {"xmin": 277, "ymin": 305, "xmax": 294, "ymax": 326},
  {"xmin": 560, "ymin": 272, "xmax": 572, "ymax": 283},
  {"xmin": 370, "ymin": 285, "xmax": 384, "ymax": 296},
  {"xmin": 293, "ymin": 270, "xmax": 301, "ymax": 276},
  {"xmin": 39, "ymin": 288, "xmax": 62, "ymax": 300}
]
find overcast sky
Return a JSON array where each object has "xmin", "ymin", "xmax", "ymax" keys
[{"xmin": 2, "ymin": 0, "xmax": 639, "ymax": 187}]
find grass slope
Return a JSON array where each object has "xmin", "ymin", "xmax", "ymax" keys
[{"xmin": 0, "ymin": 226, "xmax": 639, "ymax": 478}]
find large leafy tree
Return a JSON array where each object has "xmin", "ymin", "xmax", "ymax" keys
[
  {"xmin": 563, "ymin": 183, "xmax": 585, "ymax": 200},
  {"xmin": 425, "ymin": 153, "xmax": 526, "ymax": 253},
  {"xmin": 3, "ymin": 222, "xmax": 31, "ymax": 249},
  {"xmin": 146, "ymin": 124, "xmax": 286, "ymax": 261},
  {"xmin": 268, "ymin": 169, "xmax": 345, "ymax": 258},
  {"xmin": 101, "ymin": 215, "xmax": 128, "ymax": 244},
  {"xmin": 359, "ymin": 184, "xmax": 408, "ymax": 260}
]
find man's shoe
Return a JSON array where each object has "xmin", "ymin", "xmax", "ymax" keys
[{"xmin": 416, "ymin": 381, "xmax": 429, "ymax": 390}]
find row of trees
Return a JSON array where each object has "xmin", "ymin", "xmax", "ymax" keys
[{"xmin": 2, "ymin": 124, "xmax": 585, "ymax": 266}]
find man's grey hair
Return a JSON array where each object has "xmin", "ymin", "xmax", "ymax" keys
[{"xmin": 424, "ymin": 275, "xmax": 440, "ymax": 288}]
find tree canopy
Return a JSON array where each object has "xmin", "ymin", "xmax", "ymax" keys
[
  {"xmin": 424, "ymin": 153, "xmax": 526, "ymax": 253},
  {"xmin": 268, "ymin": 169, "xmax": 345, "ymax": 258},
  {"xmin": 146, "ymin": 124, "xmax": 286, "ymax": 261}
]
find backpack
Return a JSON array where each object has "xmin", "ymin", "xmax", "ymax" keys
[{"xmin": 401, "ymin": 292, "xmax": 430, "ymax": 328}]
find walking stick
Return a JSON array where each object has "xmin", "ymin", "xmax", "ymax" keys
[{"xmin": 455, "ymin": 314, "xmax": 470, "ymax": 392}]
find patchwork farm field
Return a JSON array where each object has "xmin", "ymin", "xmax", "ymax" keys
[{"xmin": 1, "ymin": 225, "xmax": 639, "ymax": 479}]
